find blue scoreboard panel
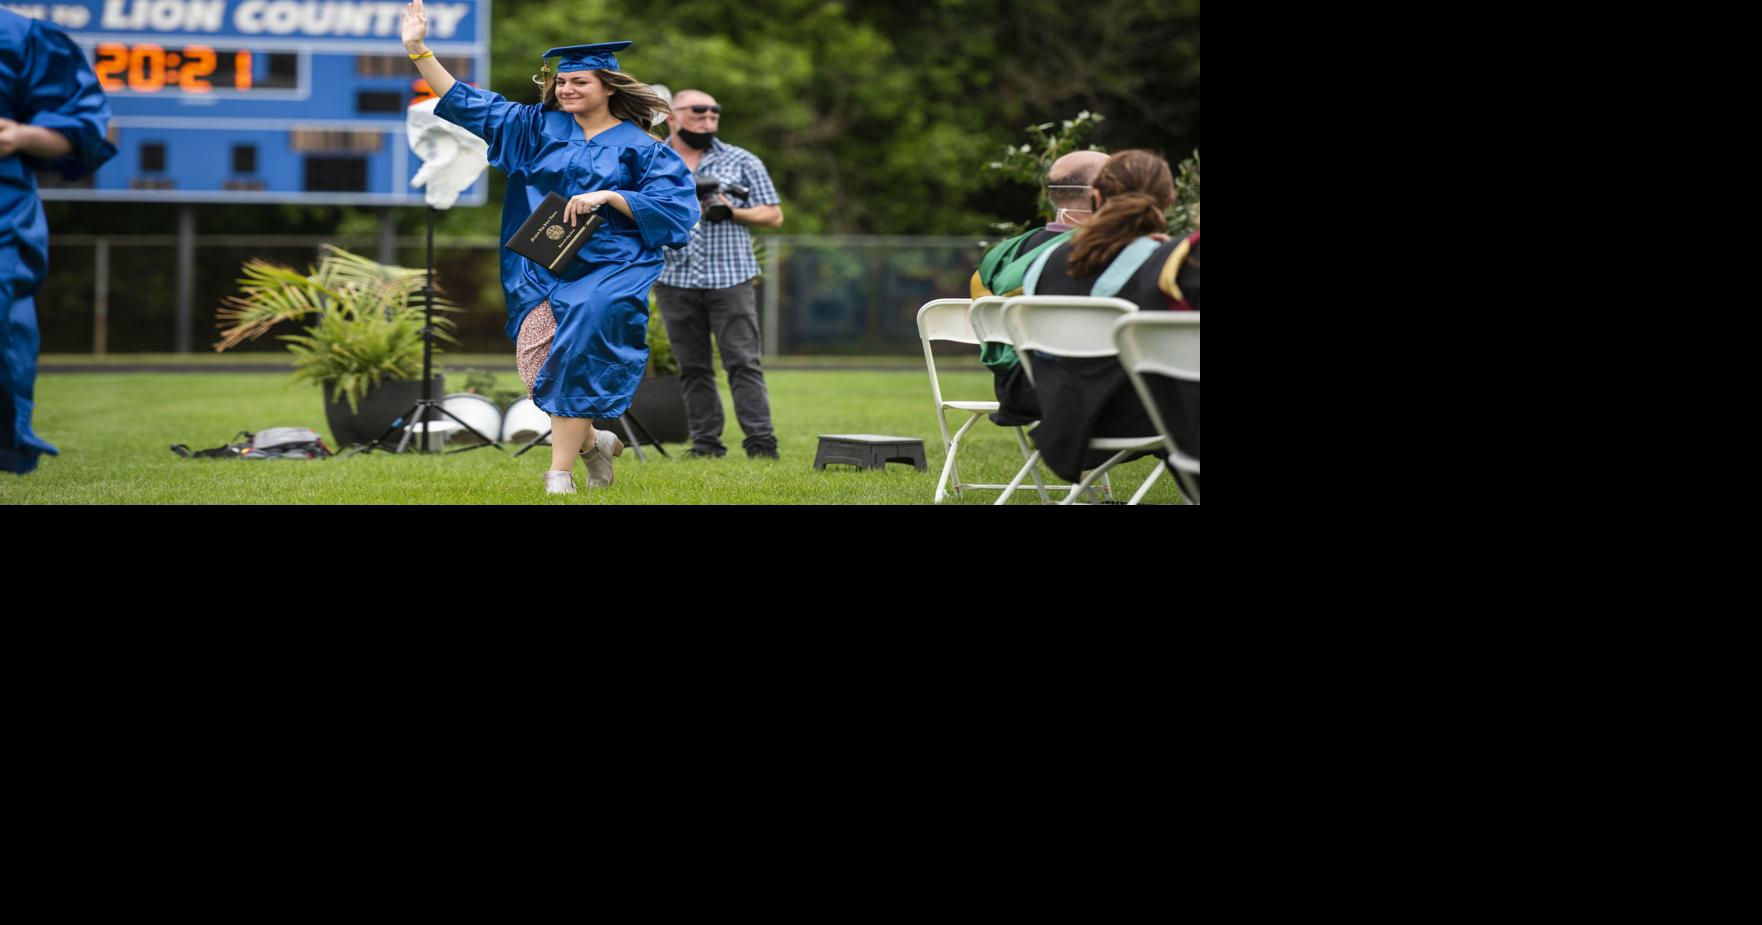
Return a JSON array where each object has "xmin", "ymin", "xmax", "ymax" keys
[{"xmin": 23, "ymin": 0, "xmax": 490, "ymax": 205}]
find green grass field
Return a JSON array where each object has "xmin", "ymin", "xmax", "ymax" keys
[{"xmin": 2, "ymin": 367, "xmax": 1187, "ymax": 504}]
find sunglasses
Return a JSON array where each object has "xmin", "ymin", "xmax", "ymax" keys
[{"xmin": 675, "ymin": 104, "xmax": 722, "ymax": 114}]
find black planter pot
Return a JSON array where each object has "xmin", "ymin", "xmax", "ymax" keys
[
  {"xmin": 325, "ymin": 375, "xmax": 445, "ymax": 448},
  {"xmin": 594, "ymin": 374, "xmax": 688, "ymax": 445}
]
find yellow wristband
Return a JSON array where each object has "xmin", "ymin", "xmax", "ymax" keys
[{"xmin": 409, "ymin": 51, "xmax": 434, "ymax": 61}]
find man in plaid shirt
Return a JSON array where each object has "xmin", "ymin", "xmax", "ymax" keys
[{"xmin": 655, "ymin": 89, "xmax": 784, "ymax": 459}]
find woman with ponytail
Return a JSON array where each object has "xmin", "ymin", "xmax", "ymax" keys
[{"xmin": 1015, "ymin": 149, "xmax": 1199, "ymax": 484}]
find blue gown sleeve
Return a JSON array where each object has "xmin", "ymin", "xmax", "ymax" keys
[
  {"xmin": 20, "ymin": 21, "xmax": 116, "ymax": 180},
  {"xmin": 432, "ymin": 80, "xmax": 541, "ymax": 172},
  {"xmin": 624, "ymin": 143, "xmax": 701, "ymax": 250}
]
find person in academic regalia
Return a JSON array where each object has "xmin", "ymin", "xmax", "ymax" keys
[
  {"xmin": 1020, "ymin": 150, "xmax": 1198, "ymax": 485},
  {"xmin": 402, "ymin": 0, "xmax": 699, "ymax": 494},
  {"xmin": 1, "ymin": 9, "xmax": 117, "ymax": 475},
  {"xmin": 968, "ymin": 149, "xmax": 1110, "ymax": 426}
]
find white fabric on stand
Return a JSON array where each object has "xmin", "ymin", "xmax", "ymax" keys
[{"xmin": 407, "ymin": 96, "xmax": 489, "ymax": 210}]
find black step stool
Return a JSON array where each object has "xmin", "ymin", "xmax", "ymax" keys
[{"xmin": 814, "ymin": 434, "xmax": 927, "ymax": 472}]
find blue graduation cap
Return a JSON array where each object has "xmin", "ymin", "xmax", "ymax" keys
[{"xmin": 542, "ymin": 42, "xmax": 633, "ymax": 73}]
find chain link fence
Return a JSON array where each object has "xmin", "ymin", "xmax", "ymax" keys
[{"xmin": 37, "ymin": 233, "xmax": 991, "ymax": 357}]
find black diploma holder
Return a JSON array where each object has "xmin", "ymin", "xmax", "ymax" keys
[{"xmin": 504, "ymin": 191, "xmax": 604, "ymax": 270}]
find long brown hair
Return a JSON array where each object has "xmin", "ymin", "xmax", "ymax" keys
[
  {"xmin": 1066, "ymin": 150, "xmax": 1175, "ymax": 278},
  {"xmin": 534, "ymin": 68, "xmax": 669, "ymax": 137}
]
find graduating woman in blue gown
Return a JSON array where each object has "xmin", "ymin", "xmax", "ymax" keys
[
  {"xmin": 403, "ymin": 1, "xmax": 699, "ymax": 494},
  {"xmin": 2, "ymin": 10, "xmax": 116, "ymax": 474}
]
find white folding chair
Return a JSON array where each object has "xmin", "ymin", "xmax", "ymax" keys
[
  {"xmin": 1000, "ymin": 296, "xmax": 1167, "ymax": 505},
  {"xmin": 967, "ymin": 296, "xmax": 1071, "ymax": 504},
  {"xmin": 1115, "ymin": 313, "xmax": 1200, "ymax": 504},
  {"xmin": 917, "ymin": 298, "xmax": 1042, "ymax": 503}
]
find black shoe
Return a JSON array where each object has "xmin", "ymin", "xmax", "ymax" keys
[
  {"xmin": 746, "ymin": 445, "xmax": 780, "ymax": 460},
  {"xmin": 684, "ymin": 447, "xmax": 726, "ymax": 459}
]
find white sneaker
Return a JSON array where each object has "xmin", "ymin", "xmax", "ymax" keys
[
  {"xmin": 544, "ymin": 470, "xmax": 576, "ymax": 494},
  {"xmin": 581, "ymin": 429, "xmax": 625, "ymax": 487}
]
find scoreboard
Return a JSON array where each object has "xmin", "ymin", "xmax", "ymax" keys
[{"xmin": 19, "ymin": 0, "xmax": 490, "ymax": 205}]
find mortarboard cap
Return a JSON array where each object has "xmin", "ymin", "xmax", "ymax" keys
[{"xmin": 542, "ymin": 42, "xmax": 633, "ymax": 73}]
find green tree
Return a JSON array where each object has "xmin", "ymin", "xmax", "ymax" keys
[{"xmin": 45, "ymin": 0, "xmax": 1199, "ymax": 240}]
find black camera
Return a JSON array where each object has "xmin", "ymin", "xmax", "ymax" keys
[{"xmin": 695, "ymin": 177, "xmax": 751, "ymax": 222}]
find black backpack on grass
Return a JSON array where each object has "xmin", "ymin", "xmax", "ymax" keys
[{"xmin": 172, "ymin": 428, "xmax": 333, "ymax": 460}]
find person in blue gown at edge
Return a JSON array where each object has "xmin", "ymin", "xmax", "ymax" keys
[
  {"xmin": 1, "ymin": 9, "xmax": 117, "ymax": 475},
  {"xmin": 402, "ymin": 0, "xmax": 699, "ymax": 495}
]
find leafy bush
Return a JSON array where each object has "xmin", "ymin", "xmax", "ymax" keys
[{"xmin": 214, "ymin": 244, "xmax": 459, "ymax": 412}]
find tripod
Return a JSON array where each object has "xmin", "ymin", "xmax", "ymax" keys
[
  {"xmin": 364, "ymin": 207, "xmax": 503, "ymax": 454},
  {"xmin": 511, "ymin": 412, "xmax": 672, "ymax": 461}
]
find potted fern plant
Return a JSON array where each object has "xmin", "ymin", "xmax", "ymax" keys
[{"xmin": 213, "ymin": 244, "xmax": 458, "ymax": 447}]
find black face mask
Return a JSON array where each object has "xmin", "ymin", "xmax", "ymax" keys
[{"xmin": 676, "ymin": 128, "xmax": 716, "ymax": 150}]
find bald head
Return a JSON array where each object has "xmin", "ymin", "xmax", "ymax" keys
[
  {"xmin": 667, "ymin": 88, "xmax": 721, "ymax": 142},
  {"xmin": 1047, "ymin": 150, "xmax": 1109, "ymax": 209}
]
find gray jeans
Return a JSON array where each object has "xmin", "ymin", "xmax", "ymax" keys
[{"xmin": 654, "ymin": 281, "xmax": 775, "ymax": 452}]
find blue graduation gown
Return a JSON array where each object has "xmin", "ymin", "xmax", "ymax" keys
[
  {"xmin": 434, "ymin": 82, "xmax": 699, "ymax": 418},
  {"xmin": 1, "ymin": 11, "xmax": 116, "ymax": 474}
]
